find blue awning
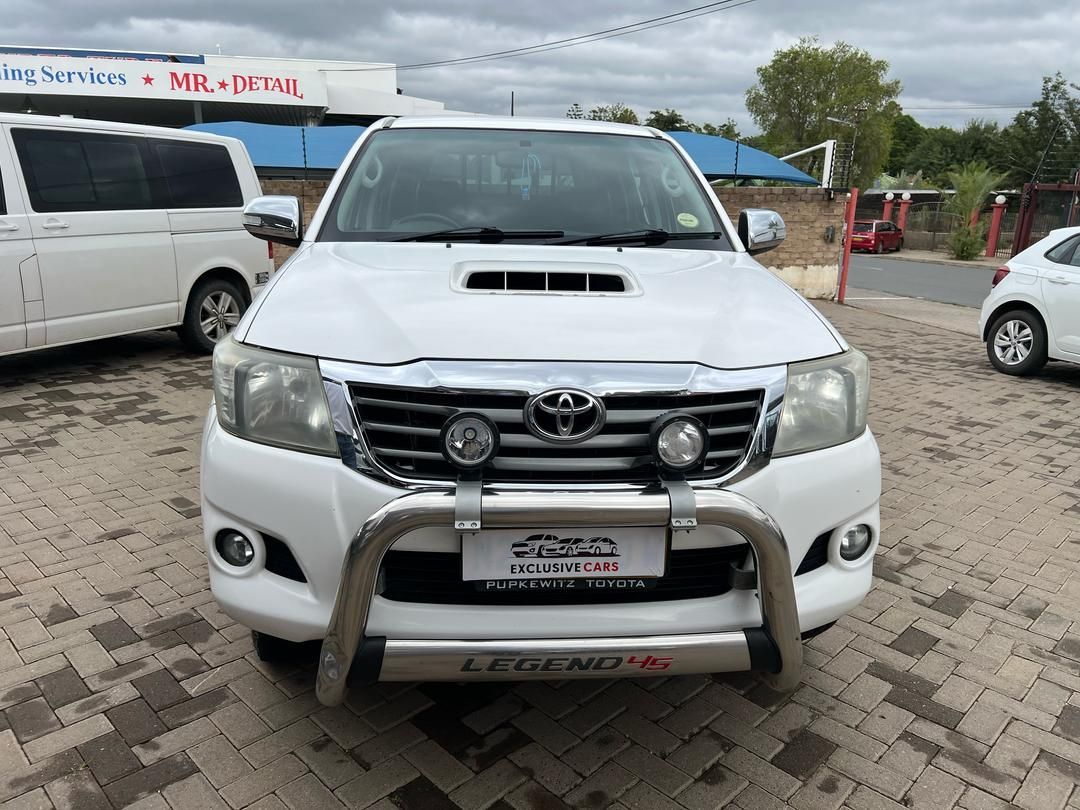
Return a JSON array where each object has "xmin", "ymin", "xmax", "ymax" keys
[
  {"xmin": 186, "ymin": 122, "xmax": 365, "ymax": 170},
  {"xmin": 665, "ymin": 132, "xmax": 818, "ymax": 185},
  {"xmin": 187, "ymin": 122, "xmax": 818, "ymax": 185}
]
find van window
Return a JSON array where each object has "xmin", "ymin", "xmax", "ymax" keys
[
  {"xmin": 13, "ymin": 129, "xmax": 154, "ymax": 212},
  {"xmin": 152, "ymin": 140, "xmax": 243, "ymax": 208}
]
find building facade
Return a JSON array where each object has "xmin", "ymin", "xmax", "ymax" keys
[{"xmin": 0, "ymin": 46, "xmax": 451, "ymax": 127}]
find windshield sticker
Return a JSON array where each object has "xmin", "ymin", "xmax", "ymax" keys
[{"xmin": 677, "ymin": 212, "xmax": 700, "ymax": 228}]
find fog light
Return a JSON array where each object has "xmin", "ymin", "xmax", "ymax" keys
[
  {"xmin": 840, "ymin": 524, "xmax": 872, "ymax": 561},
  {"xmin": 652, "ymin": 414, "xmax": 708, "ymax": 472},
  {"xmin": 217, "ymin": 530, "xmax": 254, "ymax": 567},
  {"xmin": 441, "ymin": 413, "xmax": 499, "ymax": 470}
]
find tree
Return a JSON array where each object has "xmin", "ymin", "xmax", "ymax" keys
[
  {"xmin": 699, "ymin": 118, "xmax": 741, "ymax": 140},
  {"xmin": 587, "ymin": 103, "xmax": 640, "ymax": 125},
  {"xmin": 996, "ymin": 74, "xmax": 1080, "ymax": 186},
  {"xmin": 644, "ymin": 108, "xmax": 696, "ymax": 131},
  {"xmin": 565, "ymin": 103, "xmax": 585, "ymax": 119},
  {"xmin": 943, "ymin": 162, "xmax": 1009, "ymax": 259},
  {"xmin": 745, "ymin": 37, "xmax": 902, "ymax": 187},
  {"xmin": 886, "ymin": 114, "xmax": 925, "ymax": 175}
]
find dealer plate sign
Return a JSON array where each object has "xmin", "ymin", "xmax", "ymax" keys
[{"xmin": 461, "ymin": 528, "xmax": 666, "ymax": 582}]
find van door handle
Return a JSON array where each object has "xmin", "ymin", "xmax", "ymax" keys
[
  {"xmin": 0, "ymin": 222, "xmax": 18, "ymax": 232},
  {"xmin": 41, "ymin": 219, "xmax": 69, "ymax": 230},
  {"xmin": 1047, "ymin": 275, "xmax": 1069, "ymax": 285}
]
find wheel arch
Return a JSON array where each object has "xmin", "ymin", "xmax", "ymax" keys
[
  {"xmin": 186, "ymin": 266, "xmax": 254, "ymax": 309},
  {"xmin": 982, "ymin": 299, "xmax": 1048, "ymax": 342}
]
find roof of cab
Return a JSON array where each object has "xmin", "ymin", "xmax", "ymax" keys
[
  {"xmin": 0, "ymin": 112, "xmax": 243, "ymax": 146},
  {"xmin": 383, "ymin": 114, "xmax": 664, "ymax": 138}
]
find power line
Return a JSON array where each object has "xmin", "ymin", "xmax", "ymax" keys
[
  {"xmin": 902, "ymin": 104, "xmax": 1028, "ymax": 111},
  {"xmin": 326, "ymin": 0, "xmax": 758, "ymax": 73}
]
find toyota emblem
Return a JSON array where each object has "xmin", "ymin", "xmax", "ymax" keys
[{"xmin": 525, "ymin": 389, "xmax": 605, "ymax": 444}]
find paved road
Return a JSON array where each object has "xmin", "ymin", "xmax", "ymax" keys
[{"xmin": 848, "ymin": 254, "xmax": 997, "ymax": 308}]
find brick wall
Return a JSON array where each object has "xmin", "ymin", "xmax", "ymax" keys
[
  {"xmin": 712, "ymin": 186, "xmax": 847, "ymax": 299},
  {"xmin": 260, "ymin": 179, "xmax": 330, "ymax": 268},
  {"xmin": 258, "ymin": 179, "xmax": 846, "ymax": 299}
]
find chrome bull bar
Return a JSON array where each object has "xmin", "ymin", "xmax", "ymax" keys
[{"xmin": 315, "ymin": 488, "xmax": 802, "ymax": 707}]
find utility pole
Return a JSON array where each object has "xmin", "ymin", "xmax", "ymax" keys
[{"xmin": 510, "ymin": 91, "xmax": 515, "ymax": 117}]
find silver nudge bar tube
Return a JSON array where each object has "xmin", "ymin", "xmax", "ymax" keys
[{"xmin": 315, "ymin": 489, "xmax": 802, "ymax": 706}]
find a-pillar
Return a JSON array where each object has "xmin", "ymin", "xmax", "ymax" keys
[
  {"xmin": 882, "ymin": 191, "xmax": 895, "ymax": 222},
  {"xmin": 896, "ymin": 192, "xmax": 912, "ymax": 234},
  {"xmin": 985, "ymin": 195, "xmax": 1008, "ymax": 257}
]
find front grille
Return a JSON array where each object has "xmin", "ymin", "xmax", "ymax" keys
[
  {"xmin": 380, "ymin": 546, "xmax": 748, "ymax": 605},
  {"xmin": 350, "ymin": 384, "xmax": 763, "ymax": 483}
]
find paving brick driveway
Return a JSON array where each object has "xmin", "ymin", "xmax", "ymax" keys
[{"xmin": 1, "ymin": 303, "xmax": 1079, "ymax": 810}]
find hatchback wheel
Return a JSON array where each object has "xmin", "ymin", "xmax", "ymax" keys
[
  {"xmin": 874, "ymin": 240, "xmax": 884, "ymax": 254},
  {"xmin": 987, "ymin": 310, "xmax": 1047, "ymax": 376}
]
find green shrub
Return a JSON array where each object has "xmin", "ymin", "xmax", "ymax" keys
[{"xmin": 948, "ymin": 226, "xmax": 986, "ymax": 260}]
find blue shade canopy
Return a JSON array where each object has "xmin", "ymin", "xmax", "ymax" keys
[
  {"xmin": 186, "ymin": 122, "xmax": 366, "ymax": 170},
  {"xmin": 187, "ymin": 122, "xmax": 818, "ymax": 185},
  {"xmin": 665, "ymin": 131, "xmax": 818, "ymax": 185}
]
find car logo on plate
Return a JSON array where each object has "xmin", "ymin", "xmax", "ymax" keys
[{"xmin": 525, "ymin": 389, "xmax": 605, "ymax": 443}]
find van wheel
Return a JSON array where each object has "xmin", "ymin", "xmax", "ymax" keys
[
  {"xmin": 987, "ymin": 310, "xmax": 1047, "ymax": 376},
  {"xmin": 181, "ymin": 278, "xmax": 247, "ymax": 353},
  {"xmin": 252, "ymin": 631, "xmax": 301, "ymax": 663}
]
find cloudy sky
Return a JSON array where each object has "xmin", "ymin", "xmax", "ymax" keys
[{"xmin": 5, "ymin": 0, "xmax": 1079, "ymax": 132}]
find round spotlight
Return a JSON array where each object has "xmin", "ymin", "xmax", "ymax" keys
[
  {"xmin": 441, "ymin": 413, "xmax": 499, "ymax": 471},
  {"xmin": 217, "ymin": 530, "xmax": 254, "ymax": 567},
  {"xmin": 840, "ymin": 524, "xmax": 872, "ymax": 561},
  {"xmin": 651, "ymin": 414, "xmax": 708, "ymax": 472}
]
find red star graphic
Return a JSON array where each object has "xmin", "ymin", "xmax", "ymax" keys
[
  {"xmin": 217, "ymin": 79, "xmax": 228, "ymax": 91},
  {"xmin": 141, "ymin": 74, "xmax": 154, "ymax": 85}
]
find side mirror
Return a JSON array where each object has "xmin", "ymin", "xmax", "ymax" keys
[
  {"xmin": 243, "ymin": 196, "xmax": 302, "ymax": 247},
  {"xmin": 738, "ymin": 208, "xmax": 786, "ymax": 255}
]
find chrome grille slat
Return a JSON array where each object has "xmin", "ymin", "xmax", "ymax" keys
[
  {"xmin": 499, "ymin": 433, "xmax": 648, "ymax": 450},
  {"xmin": 350, "ymin": 383, "xmax": 763, "ymax": 483}
]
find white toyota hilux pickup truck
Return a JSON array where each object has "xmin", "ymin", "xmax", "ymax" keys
[{"xmin": 201, "ymin": 116, "xmax": 880, "ymax": 706}]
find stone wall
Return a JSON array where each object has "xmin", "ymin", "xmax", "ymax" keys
[
  {"xmin": 712, "ymin": 186, "xmax": 847, "ymax": 299},
  {"xmin": 257, "ymin": 178, "xmax": 847, "ymax": 299}
]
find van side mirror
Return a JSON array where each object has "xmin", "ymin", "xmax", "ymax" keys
[
  {"xmin": 243, "ymin": 196, "xmax": 302, "ymax": 247},
  {"xmin": 738, "ymin": 208, "xmax": 786, "ymax": 255}
]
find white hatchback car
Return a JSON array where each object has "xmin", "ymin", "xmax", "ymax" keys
[{"xmin": 980, "ymin": 226, "xmax": 1080, "ymax": 375}]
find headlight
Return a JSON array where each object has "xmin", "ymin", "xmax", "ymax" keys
[
  {"xmin": 212, "ymin": 336, "xmax": 338, "ymax": 456},
  {"xmin": 773, "ymin": 349, "xmax": 869, "ymax": 457}
]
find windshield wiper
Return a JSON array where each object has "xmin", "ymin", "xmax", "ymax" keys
[
  {"xmin": 553, "ymin": 229, "xmax": 724, "ymax": 246},
  {"xmin": 391, "ymin": 226, "xmax": 564, "ymax": 243}
]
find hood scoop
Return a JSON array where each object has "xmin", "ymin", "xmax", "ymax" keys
[{"xmin": 453, "ymin": 261, "xmax": 639, "ymax": 297}]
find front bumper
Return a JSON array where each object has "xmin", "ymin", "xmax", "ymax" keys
[
  {"xmin": 201, "ymin": 417, "xmax": 880, "ymax": 705},
  {"xmin": 315, "ymin": 487, "xmax": 801, "ymax": 706}
]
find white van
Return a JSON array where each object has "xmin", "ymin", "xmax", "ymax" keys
[{"xmin": 0, "ymin": 114, "xmax": 273, "ymax": 356}]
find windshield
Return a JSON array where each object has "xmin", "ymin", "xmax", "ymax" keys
[
  {"xmin": 853, "ymin": 222, "xmax": 873, "ymax": 233},
  {"xmin": 319, "ymin": 127, "xmax": 731, "ymax": 249}
]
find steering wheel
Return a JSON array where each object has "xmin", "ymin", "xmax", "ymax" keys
[{"xmin": 393, "ymin": 212, "xmax": 460, "ymax": 229}]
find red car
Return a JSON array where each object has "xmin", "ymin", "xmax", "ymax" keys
[{"xmin": 851, "ymin": 219, "xmax": 903, "ymax": 253}]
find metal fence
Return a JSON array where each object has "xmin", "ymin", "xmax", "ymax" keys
[{"xmin": 901, "ymin": 202, "xmax": 963, "ymax": 253}]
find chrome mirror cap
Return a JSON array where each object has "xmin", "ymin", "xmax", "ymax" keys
[
  {"xmin": 738, "ymin": 208, "xmax": 786, "ymax": 255},
  {"xmin": 243, "ymin": 195, "xmax": 302, "ymax": 247}
]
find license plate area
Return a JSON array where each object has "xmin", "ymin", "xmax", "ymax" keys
[{"xmin": 461, "ymin": 527, "xmax": 667, "ymax": 592}]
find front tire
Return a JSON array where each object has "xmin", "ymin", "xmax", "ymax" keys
[
  {"xmin": 987, "ymin": 310, "xmax": 1047, "ymax": 376},
  {"xmin": 181, "ymin": 278, "xmax": 247, "ymax": 354}
]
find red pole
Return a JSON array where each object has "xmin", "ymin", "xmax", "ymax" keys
[
  {"xmin": 896, "ymin": 198, "xmax": 912, "ymax": 233},
  {"xmin": 882, "ymin": 198, "xmax": 894, "ymax": 222},
  {"xmin": 837, "ymin": 188, "xmax": 858, "ymax": 304},
  {"xmin": 985, "ymin": 199, "xmax": 1007, "ymax": 257}
]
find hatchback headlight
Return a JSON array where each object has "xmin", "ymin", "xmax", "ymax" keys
[
  {"xmin": 212, "ymin": 336, "xmax": 338, "ymax": 456},
  {"xmin": 773, "ymin": 349, "xmax": 869, "ymax": 457}
]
